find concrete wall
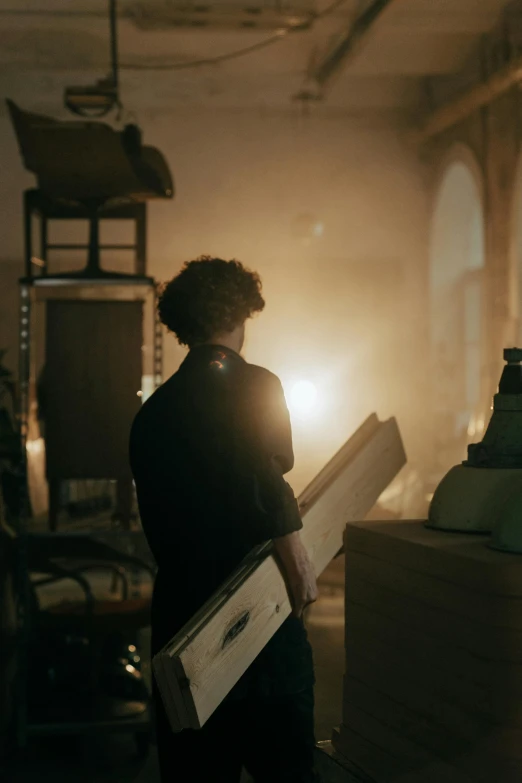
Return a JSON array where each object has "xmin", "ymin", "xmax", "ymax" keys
[{"xmin": 0, "ymin": 106, "xmax": 429, "ymax": 493}]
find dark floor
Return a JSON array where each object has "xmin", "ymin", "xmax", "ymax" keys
[{"xmin": 4, "ymin": 556, "xmax": 347, "ymax": 783}]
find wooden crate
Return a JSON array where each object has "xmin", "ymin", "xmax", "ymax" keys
[{"xmin": 333, "ymin": 520, "xmax": 522, "ymax": 783}]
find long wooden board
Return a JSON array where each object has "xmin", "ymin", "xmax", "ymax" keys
[{"xmin": 153, "ymin": 414, "xmax": 406, "ymax": 731}]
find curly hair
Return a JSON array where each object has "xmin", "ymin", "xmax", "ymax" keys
[{"xmin": 158, "ymin": 256, "xmax": 265, "ymax": 347}]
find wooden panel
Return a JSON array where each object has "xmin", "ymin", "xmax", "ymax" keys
[
  {"xmin": 344, "ymin": 601, "xmax": 522, "ymax": 727},
  {"xmin": 344, "ymin": 676, "xmax": 522, "ymax": 760},
  {"xmin": 300, "ymin": 417, "xmax": 404, "ymax": 576},
  {"xmin": 332, "ymin": 725, "xmax": 475, "ymax": 783},
  {"xmin": 343, "ymin": 676, "xmax": 477, "ymax": 761},
  {"xmin": 344, "ymin": 520, "xmax": 522, "ymax": 594},
  {"xmin": 344, "ymin": 636, "xmax": 491, "ymax": 725},
  {"xmin": 153, "ymin": 415, "xmax": 406, "ymax": 731},
  {"xmin": 315, "ymin": 741, "xmax": 375, "ymax": 783},
  {"xmin": 343, "ymin": 644, "xmax": 492, "ymax": 739},
  {"xmin": 336, "ymin": 707, "xmax": 522, "ymax": 783},
  {"xmin": 337, "ymin": 705, "xmax": 478, "ymax": 783},
  {"xmin": 333, "ymin": 724, "xmax": 406, "ymax": 783},
  {"xmin": 345, "ymin": 548, "xmax": 522, "ymax": 629},
  {"xmin": 345, "ymin": 572, "xmax": 522, "ymax": 662},
  {"xmin": 298, "ymin": 414, "xmax": 381, "ymax": 514},
  {"xmin": 44, "ymin": 300, "xmax": 142, "ymax": 479},
  {"xmin": 344, "ymin": 599, "xmax": 491, "ymax": 687}
]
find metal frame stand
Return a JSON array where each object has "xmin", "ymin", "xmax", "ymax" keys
[
  {"xmin": 153, "ymin": 287, "xmax": 163, "ymax": 390},
  {"xmin": 14, "ymin": 282, "xmax": 32, "ymax": 750},
  {"xmin": 23, "ymin": 188, "xmax": 147, "ymax": 279},
  {"xmin": 13, "ymin": 190, "xmax": 163, "ymax": 751}
]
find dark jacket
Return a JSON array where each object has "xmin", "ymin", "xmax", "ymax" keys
[{"xmin": 130, "ymin": 344, "xmax": 314, "ymax": 697}]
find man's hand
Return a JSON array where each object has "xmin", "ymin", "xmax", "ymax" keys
[
  {"xmin": 288, "ymin": 554, "xmax": 318, "ymax": 618},
  {"xmin": 272, "ymin": 531, "xmax": 318, "ymax": 618}
]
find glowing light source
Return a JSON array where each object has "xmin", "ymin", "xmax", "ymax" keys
[{"xmin": 289, "ymin": 380, "xmax": 318, "ymax": 417}]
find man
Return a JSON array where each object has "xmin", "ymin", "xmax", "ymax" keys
[{"xmin": 130, "ymin": 256, "xmax": 318, "ymax": 782}]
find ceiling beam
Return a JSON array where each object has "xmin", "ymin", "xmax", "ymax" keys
[
  {"xmin": 381, "ymin": 10, "xmax": 501, "ymax": 35},
  {"xmin": 296, "ymin": 0, "xmax": 402, "ymax": 100},
  {"xmin": 412, "ymin": 55, "xmax": 522, "ymax": 144}
]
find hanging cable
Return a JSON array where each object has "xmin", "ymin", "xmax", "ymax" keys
[
  {"xmin": 64, "ymin": 0, "xmax": 121, "ymax": 117},
  {"xmin": 121, "ymin": 28, "xmax": 291, "ymax": 71},
  {"xmin": 110, "ymin": 0, "xmax": 119, "ymax": 93},
  {"xmin": 119, "ymin": 0, "xmax": 351, "ymax": 72}
]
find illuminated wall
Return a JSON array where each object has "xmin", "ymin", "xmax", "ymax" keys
[
  {"xmin": 429, "ymin": 154, "xmax": 486, "ymax": 475},
  {"xmin": 511, "ymin": 155, "xmax": 522, "ymax": 346},
  {"xmin": 0, "ymin": 107, "xmax": 428, "ymax": 494}
]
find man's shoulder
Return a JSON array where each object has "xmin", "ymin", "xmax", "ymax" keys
[
  {"xmin": 243, "ymin": 362, "xmax": 283, "ymax": 391},
  {"xmin": 131, "ymin": 375, "xmax": 177, "ymax": 433},
  {"xmin": 237, "ymin": 363, "xmax": 288, "ymax": 412}
]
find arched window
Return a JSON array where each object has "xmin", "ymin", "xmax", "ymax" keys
[
  {"xmin": 509, "ymin": 156, "xmax": 522, "ymax": 344},
  {"xmin": 429, "ymin": 151, "xmax": 485, "ymax": 472}
]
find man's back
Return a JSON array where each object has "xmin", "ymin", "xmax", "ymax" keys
[{"xmin": 130, "ymin": 343, "xmax": 300, "ymax": 631}]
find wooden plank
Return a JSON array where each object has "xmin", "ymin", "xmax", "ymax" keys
[
  {"xmin": 344, "ymin": 520, "xmax": 522, "ymax": 595},
  {"xmin": 333, "ymin": 724, "xmax": 475, "ymax": 783},
  {"xmin": 332, "ymin": 726, "xmax": 522, "ymax": 783},
  {"xmin": 344, "ymin": 599, "xmax": 491, "ymax": 688},
  {"xmin": 455, "ymin": 754, "xmax": 522, "ymax": 783},
  {"xmin": 343, "ymin": 677, "xmax": 522, "ymax": 774},
  {"xmin": 344, "ymin": 629, "xmax": 492, "ymax": 725},
  {"xmin": 340, "ymin": 696, "xmax": 522, "ymax": 782},
  {"xmin": 344, "ymin": 572, "xmax": 522, "ymax": 663},
  {"xmin": 343, "ymin": 677, "xmax": 522, "ymax": 762},
  {"xmin": 153, "ymin": 650, "xmax": 185, "ymax": 733},
  {"xmin": 315, "ymin": 740, "xmax": 376, "ymax": 783},
  {"xmin": 342, "ymin": 681, "xmax": 522, "ymax": 783},
  {"xmin": 332, "ymin": 724, "xmax": 404, "ymax": 783},
  {"xmin": 299, "ymin": 418, "xmax": 405, "ymax": 576},
  {"xmin": 344, "ymin": 599, "xmax": 522, "ymax": 722},
  {"xmin": 346, "ymin": 558, "xmax": 522, "ymax": 652},
  {"xmin": 153, "ymin": 415, "xmax": 406, "ymax": 730},
  {"xmin": 328, "ymin": 730, "xmax": 378, "ymax": 783},
  {"xmin": 343, "ymin": 675, "xmax": 476, "ymax": 761},
  {"xmin": 344, "ymin": 548, "xmax": 522, "ymax": 630},
  {"xmin": 339, "ymin": 704, "xmax": 479, "ymax": 783},
  {"xmin": 343, "ymin": 640, "xmax": 504, "ymax": 738},
  {"xmin": 344, "ymin": 600, "xmax": 522, "ymax": 726},
  {"xmin": 298, "ymin": 414, "xmax": 381, "ymax": 514}
]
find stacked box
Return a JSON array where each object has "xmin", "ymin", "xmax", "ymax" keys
[{"xmin": 332, "ymin": 519, "xmax": 522, "ymax": 783}]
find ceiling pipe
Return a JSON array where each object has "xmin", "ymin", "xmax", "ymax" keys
[
  {"xmin": 412, "ymin": 55, "xmax": 522, "ymax": 145},
  {"xmin": 295, "ymin": 0, "xmax": 400, "ymax": 101}
]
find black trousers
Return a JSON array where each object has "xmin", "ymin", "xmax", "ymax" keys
[{"xmin": 153, "ymin": 682, "xmax": 318, "ymax": 782}]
